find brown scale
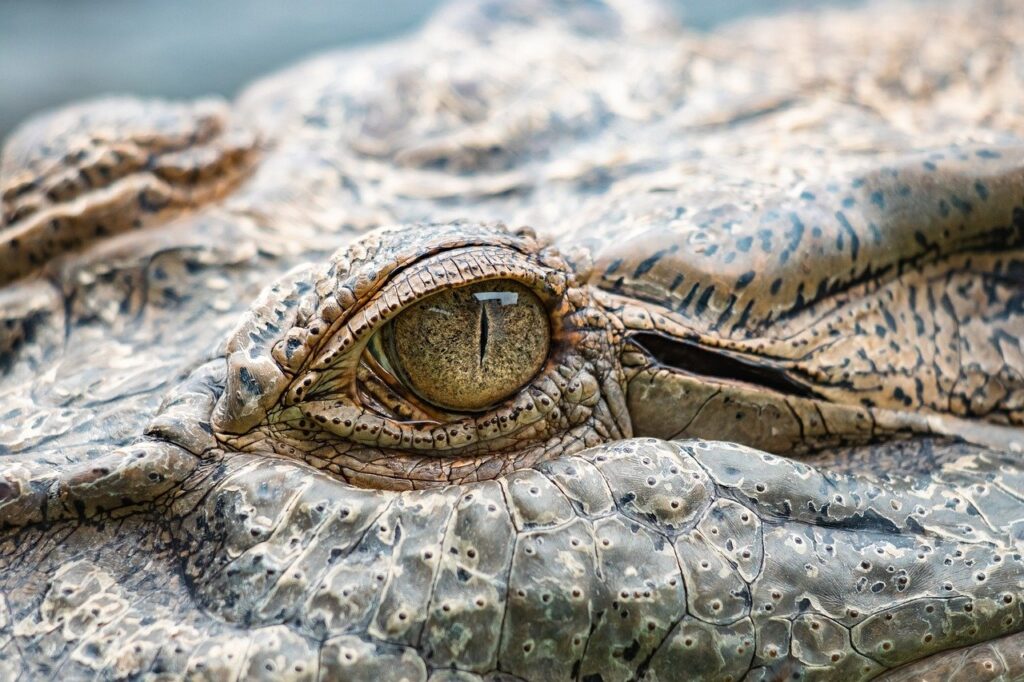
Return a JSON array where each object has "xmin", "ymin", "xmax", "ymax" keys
[{"xmin": 0, "ymin": 98, "xmax": 258, "ymax": 285}]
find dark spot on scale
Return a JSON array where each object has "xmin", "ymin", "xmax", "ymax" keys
[
  {"xmin": 713, "ymin": 295, "xmax": 737, "ymax": 329},
  {"xmin": 868, "ymin": 221, "xmax": 882, "ymax": 244},
  {"xmin": 238, "ymin": 367, "xmax": 261, "ymax": 395},
  {"xmin": 138, "ymin": 189, "xmax": 170, "ymax": 213},
  {"xmin": 842, "ymin": 196, "xmax": 856, "ymax": 209},
  {"xmin": 603, "ymin": 258, "xmax": 623, "ymax": 276},
  {"xmin": 949, "ymin": 195, "xmax": 973, "ymax": 215},
  {"xmin": 678, "ymin": 283, "xmax": 700, "ymax": 311},
  {"xmin": 729, "ymin": 300, "xmax": 754, "ymax": 335},
  {"xmin": 870, "ymin": 191, "xmax": 885, "ymax": 209},
  {"xmin": 974, "ymin": 181, "xmax": 990, "ymax": 201},
  {"xmin": 303, "ymin": 113, "xmax": 328, "ymax": 128},
  {"xmin": 736, "ymin": 236, "xmax": 753, "ymax": 252},
  {"xmin": 633, "ymin": 250, "xmax": 668, "ymax": 278},
  {"xmin": 835, "ymin": 211, "xmax": 860, "ymax": 261},
  {"xmin": 883, "ymin": 309, "xmax": 897, "ymax": 332},
  {"xmin": 778, "ymin": 212, "xmax": 805, "ymax": 264},
  {"xmin": 10, "ymin": 180, "xmax": 37, "ymax": 198},
  {"xmin": 770, "ymin": 278, "xmax": 783, "ymax": 295},
  {"xmin": 668, "ymin": 273, "xmax": 685, "ymax": 291},
  {"xmin": 800, "ymin": 190, "xmax": 816, "ymax": 201},
  {"xmin": 976, "ymin": 149, "xmax": 1001, "ymax": 159},
  {"xmin": 622, "ymin": 639, "xmax": 642, "ymax": 662},
  {"xmin": 736, "ymin": 271, "xmax": 755, "ymax": 289},
  {"xmin": 694, "ymin": 286, "xmax": 715, "ymax": 316}
]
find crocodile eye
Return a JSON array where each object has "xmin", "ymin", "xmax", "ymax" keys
[{"xmin": 371, "ymin": 279, "xmax": 550, "ymax": 412}]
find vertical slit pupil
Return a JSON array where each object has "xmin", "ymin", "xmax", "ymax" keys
[{"xmin": 478, "ymin": 302, "xmax": 489, "ymax": 367}]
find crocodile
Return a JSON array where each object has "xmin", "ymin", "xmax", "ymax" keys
[{"xmin": 2, "ymin": 0, "xmax": 1024, "ymax": 679}]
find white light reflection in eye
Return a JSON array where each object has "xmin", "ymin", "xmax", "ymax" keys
[{"xmin": 473, "ymin": 291, "xmax": 519, "ymax": 306}]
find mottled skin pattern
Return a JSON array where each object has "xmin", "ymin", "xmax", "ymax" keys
[{"xmin": 2, "ymin": 0, "xmax": 1024, "ymax": 679}]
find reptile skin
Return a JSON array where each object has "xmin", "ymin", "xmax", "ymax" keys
[{"xmin": 2, "ymin": 0, "xmax": 1024, "ymax": 679}]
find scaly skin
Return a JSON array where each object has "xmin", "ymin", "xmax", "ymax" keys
[{"xmin": 1, "ymin": 0, "xmax": 1024, "ymax": 679}]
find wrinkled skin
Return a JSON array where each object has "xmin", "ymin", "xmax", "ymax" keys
[{"xmin": 2, "ymin": 0, "xmax": 1024, "ymax": 679}]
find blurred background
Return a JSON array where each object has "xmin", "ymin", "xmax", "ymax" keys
[{"xmin": 0, "ymin": 0, "xmax": 860, "ymax": 141}]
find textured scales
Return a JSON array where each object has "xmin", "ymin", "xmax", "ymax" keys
[{"xmin": 2, "ymin": 0, "xmax": 1024, "ymax": 679}]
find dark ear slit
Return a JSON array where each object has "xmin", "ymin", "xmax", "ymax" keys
[{"xmin": 628, "ymin": 331, "xmax": 821, "ymax": 400}]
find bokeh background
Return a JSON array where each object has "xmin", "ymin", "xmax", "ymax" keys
[{"xmin": 0, "ymin": 0, "xmax": 860, "ymax": 141}]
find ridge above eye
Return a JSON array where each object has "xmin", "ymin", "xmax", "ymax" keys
[{"xmin": 370, "ymin": 279, "xmax": 550, "ymax": 412}]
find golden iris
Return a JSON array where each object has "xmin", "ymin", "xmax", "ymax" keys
[{"xmin": 373, "ymin": 280, "xmax": 550, "ymax": 412}]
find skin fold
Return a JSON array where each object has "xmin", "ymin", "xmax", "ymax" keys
[{"xmin": 1, "ymin": 0, "xmax": 1024, "ymax": 679}]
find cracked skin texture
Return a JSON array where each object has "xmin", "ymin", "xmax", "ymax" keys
[{"xmin": 3, "ymin": 0, "xmax": 1024, "ymax": 680}]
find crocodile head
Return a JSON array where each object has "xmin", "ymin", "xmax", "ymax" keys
[{"xmin": 2, "ymin": 0, "xmax": 1024, "ymax": 679}]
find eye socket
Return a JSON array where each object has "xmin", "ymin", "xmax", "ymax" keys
[{"xmin": 370, "ymin": 279, "xmax": 550, "ymax": 412}]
